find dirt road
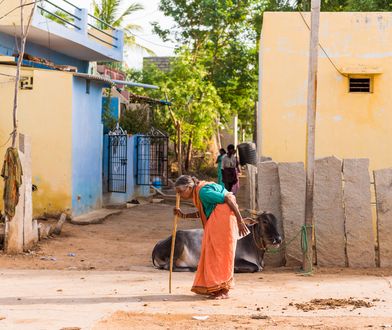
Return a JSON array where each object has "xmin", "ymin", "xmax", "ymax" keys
[{"xmin": 1, "ymin": 202, "xmax": 392, "ymax": 329}]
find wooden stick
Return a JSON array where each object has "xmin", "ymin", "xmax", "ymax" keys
[{"xmin": 169, "ymin": 193, "xmax": 180, "ymax": 293}]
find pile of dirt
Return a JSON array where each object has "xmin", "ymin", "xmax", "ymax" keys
[{"xmin": 294, "ymin": 298, "xmax": 373, "ymax": 312}]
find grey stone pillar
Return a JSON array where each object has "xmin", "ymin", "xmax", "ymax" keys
[
  {"xmin": 343, "ymin": 159, "xmax": 375, "ymax": 268},
  {"xmin": 246, "ymin": 164, "xmax": 257, "ymax": 211},
  {"xmin": 314, "ymin": 156, "xmax": 346, "ymax": 267},
  {"xmin": 257, "ymin": 161, "xmax": 284, "ymax": 267},
  {"xmin": 278, "ymin": 162, "xmax": 305, "ymax": 267},
  {"xmin": 374, "ymin": 168, "xmax": 392, "ymax": 267}
]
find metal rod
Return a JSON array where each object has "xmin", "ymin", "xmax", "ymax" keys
[
  {"xmin": 43, "ymin": 0, "xmax": 81, "ymax": 20},
  {"xmin": 88, "ymin": 13, "xmax": 116, "ymax": 31},
  {"xmin": 87, "ymin": 32, "xmax": 117, "ymax": 48},
  {"xmin": 87, "ymin": 23, "xmax": 118, "ymax": 40},
  {"xmin": 38, "ymin": 6, "xmax": 81, "ymax": 30}
]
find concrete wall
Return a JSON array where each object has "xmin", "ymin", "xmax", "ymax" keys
[
  {"xmin": 71, "ymin": 77, "xmax": 105, "ymax": 216},
  {"xmin": 0, "ymin": 32, "xmax": 89, "ymax": 73},
  {"xmin": 259, "ymin": 12, "xmax": 392, "ymax": 171},
  {"xmin": 0, "ymin": 66, "xmax": 73, "ymax": 216}
]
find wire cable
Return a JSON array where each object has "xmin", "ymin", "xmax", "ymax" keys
[{"xmin": 298, "ymin": 10, "xmax": 348, "ymax": 77}]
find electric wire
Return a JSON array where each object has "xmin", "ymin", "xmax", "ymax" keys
[{"xmin": 297, "ymin": 9, "xmax": 348, "ymax": 77}]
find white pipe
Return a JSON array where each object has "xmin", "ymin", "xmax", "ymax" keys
[{"xmin": 112, "ymin": 79, "xmax": 159, "ymax": 90}]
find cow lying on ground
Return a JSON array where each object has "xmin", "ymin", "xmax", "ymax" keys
[{"xmin": 152, "ymin": 211, "xmax": 282, "ymax": 273}]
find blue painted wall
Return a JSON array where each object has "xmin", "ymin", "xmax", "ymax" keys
[
  {"xmin": 0, "ymin": 32, "xmax": 88, "ymax": 72},
  {"xmin": 72, "ymin": 77, "xmax": 105, "ymax": 216}
]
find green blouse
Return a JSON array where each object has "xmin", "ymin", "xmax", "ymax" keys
[{"xmin": 199, "ymin": 183, "xmax": 228, "ymax": 219}]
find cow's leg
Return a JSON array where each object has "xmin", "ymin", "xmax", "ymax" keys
[{"xmin": 234, "ymin": 259, "xmax": 261, "ymax": 273}]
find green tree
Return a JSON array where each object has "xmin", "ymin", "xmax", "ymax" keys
[
  {"xmin": 345, "ymin": 0, "xmax": 391, "ymax": 11},
  {"xmin": 127, "ymin": 49, "xmax": 224, "ymax": 172},
  {"xmin": 153, "ymin": 0, "xmax": 261, "ymax": 137}
]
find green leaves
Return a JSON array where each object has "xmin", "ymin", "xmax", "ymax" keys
[{"xmin": 92, "ymin": 0, "xmax": 155, "ymax": 53}]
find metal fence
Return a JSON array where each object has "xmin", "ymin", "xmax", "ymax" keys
[
  {"xmin": 136, "ymin": 128, "xmax": 168, "ymax": 187},
  {"xmin": 108, "ymin": 134, "xmax": 127, "ymax": 193}
]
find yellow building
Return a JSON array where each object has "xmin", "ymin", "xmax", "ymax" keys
[{"xmin": 258, "ymin": 12, "xmax": 392, "ymax": 171}]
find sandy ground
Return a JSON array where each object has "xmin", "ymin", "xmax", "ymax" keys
[{"xmin": 1, "ymin": 201, "xmax": 392, "ymax": 329}]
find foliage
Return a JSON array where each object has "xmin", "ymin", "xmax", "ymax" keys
[
  {"xmin": 120, "ymin": 105, "xmax": 152, "ymax": 134},
  {"xmin": 152, "ymin": 0, "xmax": 260, "ymax": 135},
  {"xmin": 102, "ymin": 90, "xmax": 117, "ymax": 132},
  {"xmin": 41, "ymin": 9, "xmax": 73, "ymax": 26},
  {"xmin": 295, "ymin": 0, "xmax": 391, "ymax": 10},
  {"xmin": 126, "ymin": 49, "xmax": 223, "ymax": 156},
  {"xmin": 92, "ymin": 0, "xmax": 154, "ymax": 54}
]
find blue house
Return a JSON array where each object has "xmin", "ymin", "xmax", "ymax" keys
[{"xmin": 0, "ymin": 0, "xmax": 144, "ymax": 217}]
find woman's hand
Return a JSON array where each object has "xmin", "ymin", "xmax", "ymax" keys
[
  {"xmin": 173, "ymin": 207, "xmax": 185, "ymax": 218},
  {"xmin": 237, "ymin": 220, "xmax": 249, "ymax": 237}
]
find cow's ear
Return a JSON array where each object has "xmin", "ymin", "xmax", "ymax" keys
[{"xmin": 243, "ymin": 217, "xmax": 257, "ymax": 226}]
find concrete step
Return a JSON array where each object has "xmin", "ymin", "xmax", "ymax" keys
[{"xmin": 71, "ymin": 209, "xmax": 122, "ymax": 225}]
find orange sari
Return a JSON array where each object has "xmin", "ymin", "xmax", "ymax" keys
[{"xmin": 191, "ymin": 181, "xmax": 238, "ymax": 295}]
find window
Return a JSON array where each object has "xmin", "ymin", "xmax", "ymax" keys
[
  {"xmin": 349, "ymin": 77, "xmax": 372, "ymax": 93},
  {"xmin": 85, "ymin": 79, "xmax": 90, "ymax": 94},
  {"xmin": 19, "ymin": 76, "xmax": 33, "ymax": 90}
]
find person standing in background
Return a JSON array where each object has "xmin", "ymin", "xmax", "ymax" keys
[
  {"xmin": 222, "ymin": 144, "xmax": 240, "ymax": 193},
  {"xmin": 216, "ymin": 148, "xmax": 226, "ymax": 187}
]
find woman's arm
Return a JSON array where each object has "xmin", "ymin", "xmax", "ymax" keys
[{"xmin": 224, "ymin": 193, "xmax": 248, "ymax": 236}]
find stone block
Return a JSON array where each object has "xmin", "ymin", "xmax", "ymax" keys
[
  {"xmin": 278, "ymin": 162, "xmax": 305, "ymax": 267},
  {"xmin": 258, "ymin": 161, "xmax": 284, "ymax": 267},
  {"xmin": 374, "ymin": 168, "xmax": 392, "ymax": 267},
  {"xmin": 343, "ymin": 159, "xmax": 375, "ymax": 268},
  {"xmin": 314, "ymin": 156, "xmax": 346, "ymax": 267}
]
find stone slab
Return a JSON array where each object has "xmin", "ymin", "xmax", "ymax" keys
[
  {"xmin": 257, "ymin": 161, "xmax": 284, "ymax": 267},
  {"xmin": 314, "ymin": 156, "xmax": 346, "ymax": 267},
  {"xmin": 246, "ymin": 164, "xmax": 257, "ymax": 211},
  {"xmin": 71, "ymin": 209, "xmax": 122, "ymax": 225},
  {"xmin": 374, "ymin": 168, "xmax": 392, "ymax": 267},
  {"xmin": 278, "ymin": 162, "xmax": 305, "ymax": 267},
  {"xmin": 19, "ymin": 134, "xmax": 37, "ymax": 250},
  {"xmin": 343, "ymin": 159, "xmax": 375, "ymax": 268}
]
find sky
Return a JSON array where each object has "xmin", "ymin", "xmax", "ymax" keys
[{"xmin": 57, "ymin": 0, "xmax": 176, "ymax": 68}]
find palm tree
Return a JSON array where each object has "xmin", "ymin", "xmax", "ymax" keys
[{"xmin": 92, "ymin": 0, "xmax": 154, "ymax": 55}]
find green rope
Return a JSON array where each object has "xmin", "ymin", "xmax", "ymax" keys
[
  {"xmin": 299, "ymin": 224, "xmax": 313, "ymax": 276},
  {"xmin": 301, "ymin": 224, "xmax": 310, "ymax": 253},
  {"xmin": 265, "ymin": 225, "xmax": 304, "ymax": 254}
]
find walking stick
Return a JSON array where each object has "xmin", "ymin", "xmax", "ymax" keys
[{"xmin": 169, "ymin": 193, "xmax": 181, "ymax": 293}]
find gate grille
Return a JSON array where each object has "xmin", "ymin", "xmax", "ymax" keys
[
  {"xmin": 136, "ymin": 128, "xmax": 168, "ymax": 186},
  {"xmin": 108, "ymin": 134, "xmax": 127, "ymax": 193}
]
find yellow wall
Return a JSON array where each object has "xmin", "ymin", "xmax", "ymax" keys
[
  {"xmin": 259, "ymin": 12, "xmax": 392, "ymax": 171},
  {"xmin": 0, "ymin": 65, "xmax": 73, "ymax": 216}
]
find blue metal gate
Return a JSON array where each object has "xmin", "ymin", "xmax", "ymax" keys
[{"xmin": 136, "ymin": 128, "xmax": 168, "ymax": 186}]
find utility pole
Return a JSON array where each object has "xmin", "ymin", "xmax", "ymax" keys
[{"xmin": 303, "ymin": 0, "xmax": 320, "ymax": 273}]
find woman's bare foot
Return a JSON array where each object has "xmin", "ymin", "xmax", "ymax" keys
[{"xmin": 209, "ymin": 289, "xmax": 230, "ymax": 300}]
